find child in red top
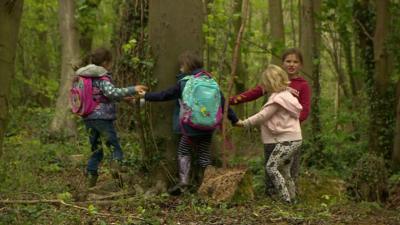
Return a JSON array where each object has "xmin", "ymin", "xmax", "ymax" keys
[
  {"xmin": 230, "ymin": 48, "xmax": 311, "ymax": 196},
  {"xmin": 230, "ymin": 48, "xmax": 311, "ymax": 123}
]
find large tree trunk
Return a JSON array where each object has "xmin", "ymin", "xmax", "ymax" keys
[
  {"xmin": 148, "ymin": 0, "xmax": 203, "ymax": 190},
  {"xmin": 300, "ymin": 0, "xmax": 323, "ymax": 164},
  {"xmin": 368, "ymin": 0, "xmax": 392, "ymax": 156},
  {"xmin": 268, "ymin": 0, "xmax": 285, "ymax": 64},
  {"xmin": 50, "ymin": 0, "xmax": 80, "ymax": 137},
  {"xmin": 0, "ymin": 0, "xmax": 24, "ymax": 157}
]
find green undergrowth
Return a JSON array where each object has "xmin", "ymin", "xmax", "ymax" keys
[{"xmin": 1, "ymin": 107, "xmax": 400, "ymax": 224}]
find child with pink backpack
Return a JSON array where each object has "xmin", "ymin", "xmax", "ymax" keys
[{"xmin": 71, "ymin": 47, "xmax": 147, "ymax": 187}]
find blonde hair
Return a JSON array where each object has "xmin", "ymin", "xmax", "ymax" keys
[{"xmin": 260, "ymin": 64, "xmax": 290, "ymax": 92}]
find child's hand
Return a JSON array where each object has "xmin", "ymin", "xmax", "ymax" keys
[
  {"xmin": 135, "ymin": 85, "xmax": 148, "ymax": 93},
  {"xmin": 138, "ymin": 90, "xmax": 146, "ymax": 98},
  {"xmin": 235, "ymin": 120, "xmax": 245, "ymax": 127}
]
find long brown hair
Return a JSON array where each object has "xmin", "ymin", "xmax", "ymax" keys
[
  {"xmin": 281, "ymin": 48, "xmax": 303, "ymax": 64},
  {"xmin": 178, "ymin": 51, "xmax": 203, "ymax": 73},
  {"xmin": 90, "ymin": 47, "xmax": 112, "ymax": 66}
]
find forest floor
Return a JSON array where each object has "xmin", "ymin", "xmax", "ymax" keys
[{"xmin": 1, "ymin": 108, "xmax": 400, "ymax": 225}]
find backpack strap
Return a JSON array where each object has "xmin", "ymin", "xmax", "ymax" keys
[{"xmin": 193, "ymin": 70, "xmax": 212, "ymax": 78}]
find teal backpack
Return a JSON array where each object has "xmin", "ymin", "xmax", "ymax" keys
[{"xmin": 179, "ymin": 71, "xmax": 223, "ymax": 131}]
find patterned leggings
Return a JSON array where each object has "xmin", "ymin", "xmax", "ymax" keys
[
  {"xmin": 177, "ymin": 135, "xmax": 212, "ymax": 167},
  {"xmin": 265, "ymin": 140, "xmax": 302, "ymax": 203}
]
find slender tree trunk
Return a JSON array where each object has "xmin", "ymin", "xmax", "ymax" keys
[
  {"xmin": 148, "ymin": 0, "xmax": 204, "ymax": 189},
  {"xmin": 37, "ymin": 25, "xmax": 51, "ymax": 106},
  {"xmin": 50, "ymin": 0, "xmax": 80, "ymax": 137},
  {"xmin": 393, "ymin": 80, "xmax": 400, "ymax": 163},
  {"xmin": 231, "ymin": 0, "xmax": 246, "ymax": 117},
  {"xmin": 300, "ymin": 0, "xmax": 323, "ymax": 164},
  {"xmin": 78, "ymin": 0, "xmax": 102, "ymax": 56},
  {"xmin": 289, "ymin": 0, "xmax": 298, "ymax": 46},
  {"xmin": 222, "ymin": 0, "xmax": 249, "ymax": 167},
  {"xmin": 0, "ymin": 0, "xmax": 24, "ymax": 157},
  {"xmin": 268, "ymin": 0, "xmax": 285, "ymax": 64}
]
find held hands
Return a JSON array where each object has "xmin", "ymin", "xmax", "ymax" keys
[
  {"xmin": 235, "ymin": 120, "xmax": 245, "ymax": 127},
  {"xmin": 135, "ymin": 85, "xmax": 148, "ymax": 94}
]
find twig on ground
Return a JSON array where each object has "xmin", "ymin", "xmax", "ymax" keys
[{"xmin": 88, "ymin": 191, "xmax": 135, "ymax": 201}]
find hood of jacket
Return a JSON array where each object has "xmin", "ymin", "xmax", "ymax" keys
[
  {"xmin": 266, "ymin": 90, "xmax": 302, "ymax": 118},
  {"xmin": 76, "ymin": 64, "xmax": 108, "ymax": 77}
]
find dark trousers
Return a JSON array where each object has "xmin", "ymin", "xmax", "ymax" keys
[{"xmin": 84, "ymin": 120, "xmax": 123, "ymax": 175}]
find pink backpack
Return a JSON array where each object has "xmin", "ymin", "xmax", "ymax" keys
[{"xmin": 69, "ymin": 75, "xmax": 110, "ymax": 117}]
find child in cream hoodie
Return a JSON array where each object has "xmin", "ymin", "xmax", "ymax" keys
[{"xmin": 237, "ymin": 64, "xmax": 302, "ymax": 203}]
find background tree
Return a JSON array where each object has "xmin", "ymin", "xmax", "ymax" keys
[
  {"xmin": 370, "ymin": 0, "xmax": 393, "ymax": 157},
  {"xmin": 49, "ymin": 0, "xmax": 80, "ymax": 137},
  {"xmin": 0, "ymin": 0, "xmax": 24, "ymax": 157},
  {"xmin": 268, "ymin": 0, "xmax": 285, "ymax": 64},
  {"xmin": 300, "ymin": 0, "xmax": 323, "ymax": 165},
  {"xmin": 148, "ymin": 0, "xmax": 204, "ymax": 190}
]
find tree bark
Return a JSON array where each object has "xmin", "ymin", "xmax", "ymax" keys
[
  {"xmin": 268, "ymin": 0, "xmax": 285, "ymax": 64},
  {"xmin": 369, "ymin": 0, "xmax": 392, "ymax": 155},
  {"xmin": 300, "ymin": 0, "xmax": 323, "ymax": 163},
  {"xmin": 373, "ymin": 0, "xmax": 390, "ymax": 94},
  {"xmin": 222, "ymin": 0, "xmax": 249, "ymax": 167},
  {"xmin": 50, "ymin": 0, "xmax": 80, "ymax": 137},
  {"xmin": 393, "ymin": 80, "xmax": 400, "ymax": 163},
  {"xmin": 0, "ymin": 0, "xmax": 24, "ymax": 157},
  {"xmin": 231, "ymin": 0, "xmax": 246, "ymax": 117},
  {"xmin": 148, "ymin": 0, "xmax": 204, "ymax": 188}
]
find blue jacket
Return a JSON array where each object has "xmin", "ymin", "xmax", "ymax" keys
[{"xmin": 144, "ymin": 69, "xmax": 238, "ymax": 136}]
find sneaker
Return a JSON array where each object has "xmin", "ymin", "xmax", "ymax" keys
[
  {"xmin": 87, "ymin": 173, "xmax": 98, "ymax": 188},
  {"xmin": 168, "ymin": 183, "xmax": 189, "ymax": 196}
]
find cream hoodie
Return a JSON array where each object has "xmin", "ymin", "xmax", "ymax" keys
[{"xmin": 242, "ymin": 90, "xmax": 302, "ymax": 144}]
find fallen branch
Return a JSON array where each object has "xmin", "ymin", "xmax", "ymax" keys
[
  {"xmin": 0, "ymin": 199, "xmax": 145, "ymax": 221},
  {"xmin": 77, "ymin": 197, "xmax": 137, "ymax": 206},
  {"xmin": 88, "ymin": 191, "xmax": 135, "ymax": 201}
]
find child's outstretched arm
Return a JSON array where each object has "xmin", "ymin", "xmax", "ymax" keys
[
  {"xmin": 220, "ymin": 94, "xmax": 239, "ymax": 125},
  {"xmin": 143, "ymin": 83, "xmax": 181, "ymax": 102},
  {"xmin": 99, "ymin": 80, "xmax": 146, "ymax": 101},
  {"xmin": 229, "ymin": 85, "xmax": 264, "ymax": 105},
  {"xmin": 240, "ymin": 103, "xmax": 279, "ymax": 127}
]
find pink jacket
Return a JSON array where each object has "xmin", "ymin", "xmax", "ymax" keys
[{"xmin": 242, "ymin": 90, "xmax": 302, "ymax": 144}]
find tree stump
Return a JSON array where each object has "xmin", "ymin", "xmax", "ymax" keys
[
  {"xmin": 198, "ymin": 166, "xmax": 254, "ymax": 203},
  {"xmin": 347, "ymin": 153, "xmax": 389, "ymax": 203}
]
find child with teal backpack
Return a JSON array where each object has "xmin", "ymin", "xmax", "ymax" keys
[{"xmin": 138, "ymin": 51, "xmax": 238, "ymax": 195}]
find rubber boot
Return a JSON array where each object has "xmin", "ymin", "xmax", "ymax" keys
[
  {"xmin": 196, "ymin": 166, "xmax": 207, "ymax": 186},
  {"xmin": 168, "ymin": 155, "xmax": 191, "ymax": 196}
]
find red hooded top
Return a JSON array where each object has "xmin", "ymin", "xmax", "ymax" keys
[{"xmin": 229, "ymin": 76, "xmax": 311, "ymax": 123}]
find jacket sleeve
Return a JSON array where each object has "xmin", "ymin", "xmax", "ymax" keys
[
  {"xmin": 99, "ymin": 80, "xmax": 136, "ymax": 101},
  {"xmin": 144, "ymin": 83, "xmax": 181, "ymax": 101},
  {"xmin": 221, "ymin": 93, "xmax": 239, "ymax": 124},
  {"xmin": 298, "ymin": 82, "xmax": 311, "ymax": 123},
  {"xmin": 242, "ymin": 103, "xmax": 279, "ymax": 127},
  {"xmin": 229, "ymin": 85, "xmax": 265, "ymax": 105}
]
